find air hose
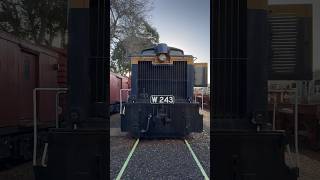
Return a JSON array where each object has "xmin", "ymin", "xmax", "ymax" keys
[{"xmin": 141, "ymin": 114, "xmax": 152, "ymax": 133}]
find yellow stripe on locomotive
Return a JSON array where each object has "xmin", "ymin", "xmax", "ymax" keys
[{"xmin": 130, "ymin": 43, "xmax": 194, "ymax": 65}]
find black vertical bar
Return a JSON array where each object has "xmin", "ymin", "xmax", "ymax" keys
[
  {"xmin": 88, "ymin": 0, "xmax": 108, "ymax": 125},
  {"xmin": 236, "ymin": 0, "xmax": 240, "ymax": 118},
  {"xmin": 147, "ymin": 62, "xmax": 149, "ymax": 95},
  {"xmin": 212, "ymin": 0, "xmax": 247, "ymax": 128},
  {"xmin": 67, "ymin": 0, "xmax": 90, "ymax": 126},
  {"xmin": 230, "ymin": 0, "xmax": 233, "ymax": 117}
]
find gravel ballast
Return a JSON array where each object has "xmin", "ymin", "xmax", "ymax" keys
[{"xmin": 121, "ymin": 139, "xmax": 204, "ymax": 180}]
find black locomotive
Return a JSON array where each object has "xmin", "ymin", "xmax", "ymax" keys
[{"xmin": 121, "ymin": 43, "xmax": 205, "ymax": 137}]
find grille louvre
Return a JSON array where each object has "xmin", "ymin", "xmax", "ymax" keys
[
  {"xmin": 268, "ymin": 5, "xmax": 313, "ymax": 80},
  {"xmin": 138, "ymin": 61, "xmax": 187, "ymax": 99},
  {"xmin": 269, "ymin": 13, "xmax": 298, "ymax": 74}
]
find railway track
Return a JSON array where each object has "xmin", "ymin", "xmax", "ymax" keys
[{"xmin": 114, "ymin": 138, "xmax": 209, "ymax": 180}]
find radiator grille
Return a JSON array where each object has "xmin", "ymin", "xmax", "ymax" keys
[
  {"xmin": 138, "ymin": 61, "xmax": 187, "ymax": 99},
  {"xmin": 212, "ymin": 0, "xmax": 247, "ymax": 119}
]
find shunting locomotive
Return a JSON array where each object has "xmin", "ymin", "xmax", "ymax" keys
[{"xmin": 121, "ymin": 43, "xmax": 206, "ymax": 137}]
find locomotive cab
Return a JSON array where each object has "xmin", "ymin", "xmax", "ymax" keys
[{"xmin": 121, "ymin": 43, "xmax": 204, "ymax": 137}]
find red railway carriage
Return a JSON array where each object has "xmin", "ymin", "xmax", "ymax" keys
[
  {"xmin": 0, "ymin": 31, "xmax": 65, "ymax": 160},
  {"xmin": 0, "ymin": 31, "xmax": 62, "ymax": 127},
  {"xmin": 268, "ymin": 103, "xmax": 320, "ymax": 150},
  {"xmin": 51, "ymin": 47, "xmax": 67, "ymax": 87},
  {"xmin": 110, "ymin": 72, "xmax": 130, "ymax": 113},
  {"xmin": 0, "ymin": 31, "xmax": 129, "ymax": 160},
  {"xmin": 50, "ymin": 47, "xmax": 68, "ymax": 121},
  {"xmin": 193, "ymin": 88, "xmax": 210, "ymax": 110}
]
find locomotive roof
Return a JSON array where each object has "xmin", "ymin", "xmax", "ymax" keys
[{"xmin": 140, "ymin": 43, "xmax": 184, "ymax": 56}]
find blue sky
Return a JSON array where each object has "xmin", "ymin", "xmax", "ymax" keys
[{"xmin": 150, "ymin": 0, "xmax": 210, "ymax": 81}]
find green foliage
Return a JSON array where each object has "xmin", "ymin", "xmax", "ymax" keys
[
  {"xmin": 110, "ymin": 0, "xmax": 160, "ymax": 76},
  {"xmin": 141, "ymin": 20, "xmax": 159, "ymax": 44},
  {"xmin": 111, "ymin": 41, "xmax": 129, "ymax": 75},
  {"xmin": 0, "ymin": 0, "xmax": 67, "ymax": 47},
  {"xmin": 111, "ymin": 20, "xmax": 159, "ymax": 76}
]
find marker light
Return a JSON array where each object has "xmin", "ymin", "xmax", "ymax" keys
[{"xmin": 158, "ymin": 54, "xmax": 167, "ymax": 62}]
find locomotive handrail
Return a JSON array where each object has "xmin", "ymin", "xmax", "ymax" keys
[
  {"xmin": 120, "ymin": 89, "xmax": 131, "ymax": 115},
  {"xmin": 294, "ymin": 81, "xmax": 300, "ymax": 169},
  {"xmin": 55, "ymin": 91, "xmax": 68, "ymax": 128},
  {"xmin": 268, "ymin": 85, "xmax": 300, "ymax": 169},
  {"xmin": 194, "ymin": 87, "xmax": 207, "ymax": 111},
  {"xmin": 272, "ymin": 94, "xmax": 277, "ymax": 130},
  {"xmin": 33, "ymin": 87, "xmax": 68, "ymax": 166},
  {"xmin": 201, "ymin": 88, "xmax": 204, "ymax": 110}
]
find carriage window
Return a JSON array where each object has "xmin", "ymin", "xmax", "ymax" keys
[{"xmin": 24, "ymin": 61, "xmax": 30, "ymax": 80}]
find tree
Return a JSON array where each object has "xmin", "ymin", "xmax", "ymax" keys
[
  {"xmin": 110, "ymin": 0, "xmax": 159, "ymax": 76},
  {"xmin": 110, "ymin": 41, "xmax": 129, "ymax": 75},
  {"xmin": 0, "ymin": 0, "xmax": 67, "ymax": 47},
  {"xmin": 110, "ymin": 0, "xmax": 153, "ymax": 48},
  {"xmin": 111, "ymin": 20, "xmax": 159, "ymax": 76}
]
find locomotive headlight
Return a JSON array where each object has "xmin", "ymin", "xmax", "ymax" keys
[{"xmin": 158, "ymin": 54, "xmax": 167, "ymax": 62}]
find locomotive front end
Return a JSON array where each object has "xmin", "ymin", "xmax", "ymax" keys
[{"xmin": 121, "ymin": 43, "xmax": 203, "ymax": 137}]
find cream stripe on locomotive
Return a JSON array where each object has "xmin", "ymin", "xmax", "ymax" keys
[{"xmin": 131, "ymin": 56, "xmax": 194, "ymax": 65}]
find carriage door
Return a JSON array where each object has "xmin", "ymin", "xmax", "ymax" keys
[{"xmin": 20, "ymin": 51, "xmax": 38, "ymax": 121}]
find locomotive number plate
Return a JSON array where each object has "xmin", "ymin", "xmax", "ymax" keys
[{"xmin": 150, "ymin": 95, "xmax": 175, "ymax": 104}]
